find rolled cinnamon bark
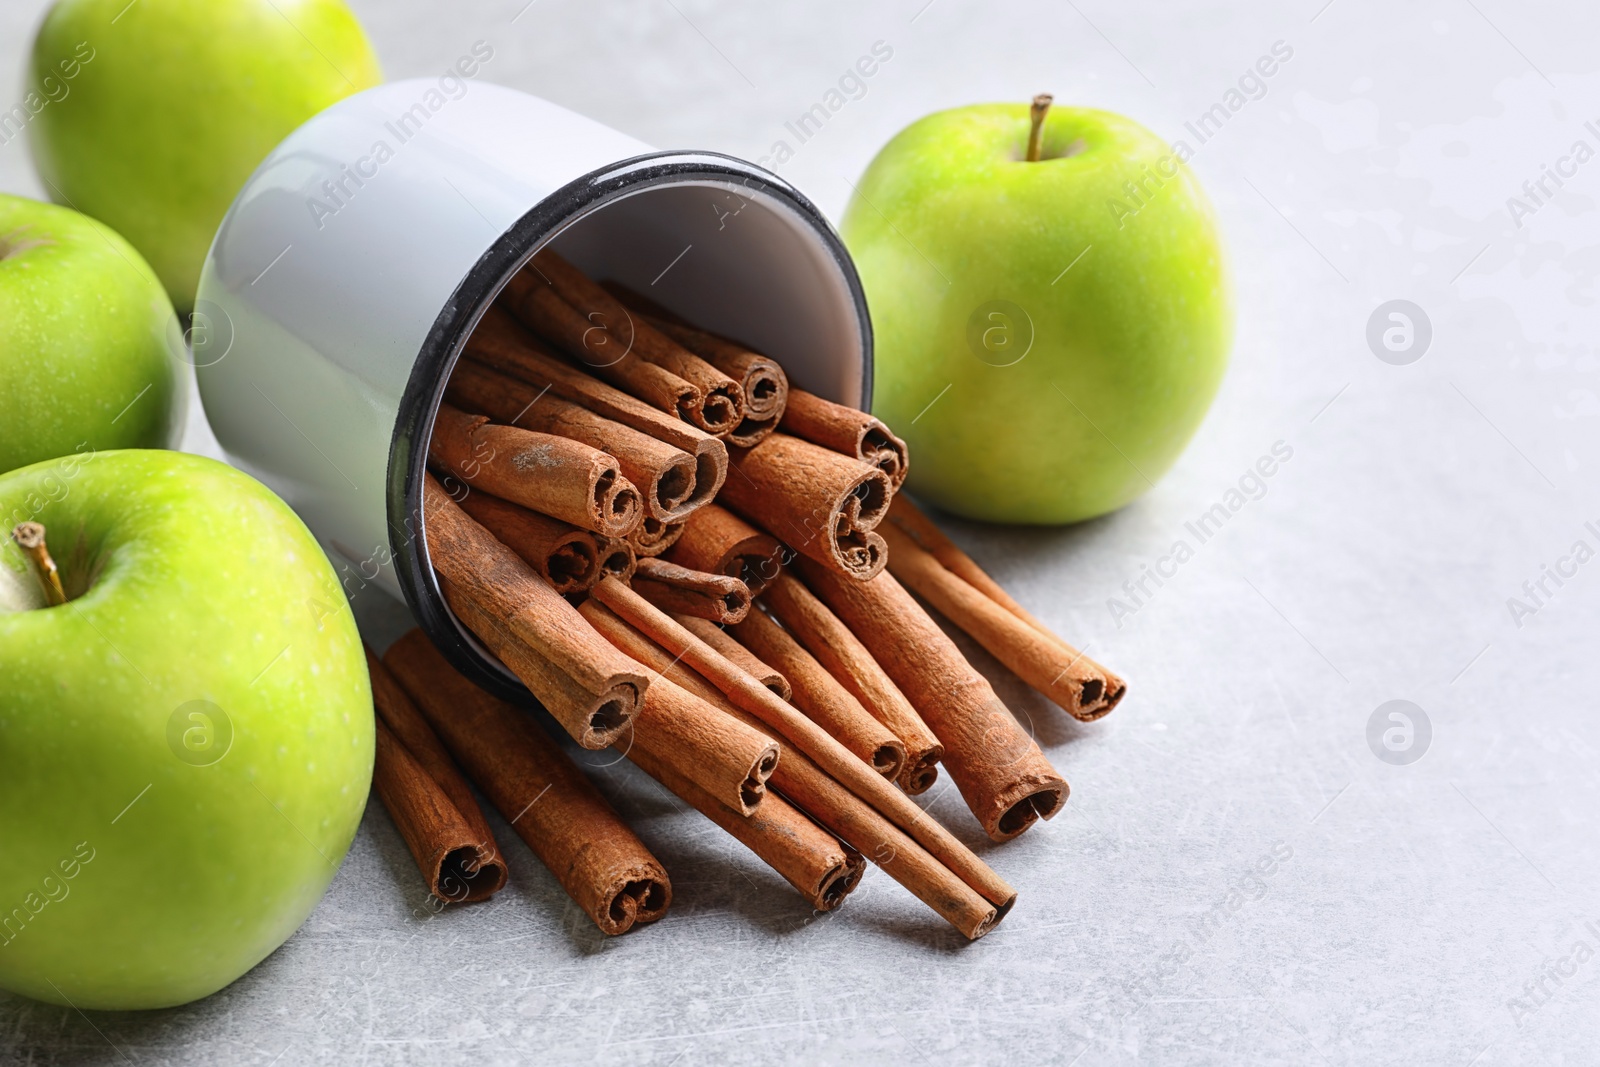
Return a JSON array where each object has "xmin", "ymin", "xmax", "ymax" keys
[
  {"xmin": 590, "ymin": 577, "xmax": 1016, "ymax": 912},
  {"xmin": 662, "ymin": 503, "xmax": 785, "ymax": 596},
  {"xmin": 719, "ymin": 432, "xmax": 890, "ymax": 581},
  {"xmin": 781, "ymin": 388, "xmax": 908, "ymax": 489},
  {"xmin": 674, "ymin": 613, "xmax": 790, "ymax": 700},
  {"xmin": 881, "ymin": 522, "xmax": 1118, "ymax": 721},
  {"xmin": 424, "ymin": 475, "xmax": 647, "ymax": 748},
  {"xmin": 429, "ymin": 403, "xmax": 642, "ymax": 538},
  {"xmin": 384, "ymin": 631, "xmax": 671, "ymax": 936},
  {"xmin": 595, "ymin": 536, "xmax": 638, "ymax": 582},
  {"xmin": 796, "ymin": 559, "xmax": 1068, "ymax": 842},
  {"xmin": 629, "ymin": 744, "xmax": 863, "ymax": 912},
  {"xmin": 761, "ymin": 572, "xmax": 942, "ymax": 794},
  {"xmin": 368, "ymin": 647, "xmax": 506, "ymax": 903},
  {"xmin": 887, "ymin": 496, "xmax": 1126, "ymax": 713},
  {"xmin": 466, "ymin": 307, "xmax": 727, "ymax": 512},
  {"xmin": 627, "ymin": 516, "xmax": 686, "ymax": 558},
  {"xmin": 448, "ymin": 360, "xmax": 700, "ymax": 522},
  {"xmin": 529, "ymin": 252, "xmax": 747, "ymax": 433},
  {"xmin": 730, "ymin": 608, "xmax": 905, "ymax": 781},
  {"xmin": 581, "ymin": 598, "xmax": 1001, "ymax": 938},
  {"xmin": 643, "ymin": 317, "xmax": 787, "ymax": 447},
  {"xmin": 458, "ymin": 492, "xmax": 599, "ymax": 594},
  {"xmin": 631, "ymin": 557, "xmax": 751, "ymax": 624}
]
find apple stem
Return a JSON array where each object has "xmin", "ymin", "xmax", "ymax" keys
[
  {"xmin": 1026, "ymin": 93, "xmax": 1053, "ymax": 162},
  {"xmin": 12, "ymin": 522, "xmax": 66, "ymax": 606}
]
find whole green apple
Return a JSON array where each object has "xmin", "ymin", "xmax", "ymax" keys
[
  {"xmin": 0, "ymin": 450, "xmax": 372, "ymax": 1009},
  {"xmin": 843, "ymin": 101, "xmax": 1232, "ymax": 524},
  {"xmin": 0, "ymin": 194, "xmax": 186, "ymax": 476},
  {"xmin": 26, "ymin": 0, "xmax": 382, "ymax": 312}
]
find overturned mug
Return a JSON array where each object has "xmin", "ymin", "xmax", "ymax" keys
[{"xmin": 195, "ymin": 78, "xmax": 871, "ymax": 699}]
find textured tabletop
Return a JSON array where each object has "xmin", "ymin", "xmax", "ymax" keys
[{"xmin": 2, "ymin": 1, "xmax": 1597, "ymax": 1064}]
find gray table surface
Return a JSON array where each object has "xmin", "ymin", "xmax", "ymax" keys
[{"xmin": 4, "ymin": 1, "xmax": 1598, "ymax": 1063}]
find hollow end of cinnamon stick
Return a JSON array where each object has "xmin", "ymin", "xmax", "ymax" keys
[
  {"xmin": 899, "ymin": 752, "xmax": 942, "ymax": 795},
  {"xmin": 632, "ymin": 558, "xmax": 752, "ymax": 625}
]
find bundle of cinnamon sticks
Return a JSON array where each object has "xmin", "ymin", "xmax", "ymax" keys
[{"xmin": 369, "ymin": 248, "xmax": 1125, "ymax": 940}]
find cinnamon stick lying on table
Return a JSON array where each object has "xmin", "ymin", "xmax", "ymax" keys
[
  {"xmin": 718, "ymin": 433, "xmax": 891, "ymax": 581},
  {"xmin": 631, "ymin": 557, "xmax": 751, "ymax": 624},
  {"xmin": 577, "ymin": 601, "xmax": 777, "ymax": 816},
  {"xmin": 385, "ymin": 630, "xmax": 671, "ymax": 936},
  {"xmin": 662, "ymin": 503, "xmax": 785, "ymax": 596},
  {"xmin": 369, "ymin": 649, "xmax": 507, "ymax": 902},
  {"xmin": 730, "ymin": 607, "xmax": 905, "ymax": 781},
  {"xmin": 628, "ymin": 516, "xmax": 685, "ymax": 558},
  {"xmin": 887, "ymin": 496, "xmax": 1126, "ymax": 713},
  {"xmin": 424, "ymin": 475, "xmax": 647, "ymax": 748},
  {"xmin": 675, "ymin": 613, "xmax": 790, "ymax": 700},
  {"xmin": 449, "ymin": 360, "xmax": 700, "ymax": 522},
  {"xmin": 762, "ymin": 572, "xmax": 942, "ymax": 794},
  {"xmin": 881, "ymin": 522, "xmax": 1119, "ymax": 720},
  {"xmin": 797, "ymin": 559, "xmax": 1068, "ymax": 842},
  {"xmin": 459, "ymin": 492, "xmax": 600, "ymax": 595},
  {"xmin": 429, "ymin": 403, "xmax": 642, "ymax": 538},
  {"xmin": 591, "ymin": 576, "xmax": 1015, "ymax": 912},
  {"xmin": 466, "ymin": 307, "xmax": 727, "ymax": 512},
  {"xmin": 582, "ymin": 600, "xmax": 1002, "ymax": 938},
  {"xmin": 781, "ymin": 389, "xmax": 908, "ymax": 489}
]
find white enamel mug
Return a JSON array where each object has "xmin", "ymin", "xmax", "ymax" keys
[{"xmin": 194, "ymin": 78, "xmax": 872, "ymax": 699}]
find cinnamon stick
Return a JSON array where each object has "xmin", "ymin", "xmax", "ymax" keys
[
  {"xmin": 369, "ymin": 648, "xmax": 508, "ymax": 903},
  {"xmin": 761, "ymin": 572, "xmax": 942, "ymax": 794},
  {"xmin": 429, "ymin": 403, "xmax": 642, "ymax": 538},
  {"xmin": 887, "ymin": 496, "xmax": 1126, "ymax": 713},
  {"xmin": 662, "ymin": 503, "xmax": 785, "ymax": 596},
  {"xmin": 581, "ymin": 597, "xmax": 1001, "ymax": 938},
  {"xmin": 385, "ymin": 630, "xmax": 670, "ymax": 936},
  {"xmin": 458, "ymin": 492, "xmax": 600, "ymax": 594},
  {"xmin": 641, "ymin": 315, "xmax": 787, "ymax": 447},
  {"xmin": 719, "ymin": 432, "xmax": 890, "ymax": 581},
  {"xmin": 627, "ymin": 516, "xmax": 686, "ymax": 558},
  {"xmin": 781, "ymin": 388, "xmax": 908, "ymax": 489},
  {"xmin": 424, "ymin": 474, "xmax": 647, "ymax": 748},
  {"xmin": 448, "ymin": 360, "xmax": 700, "ymax": 522},
  {"xmin": 529, "ymin": 251, "xmax": 747, "ymax": 435},
  {"xmin": 881, "ymin": 522, "xmax": 1118, "ymax": 721},
  {"xmin": 595, "ymin": 536, "xmax": 638, "ymax": 582},
  {"xmin": 590, "ymin": 576, "xmax": 1016, "ymax": 912},
  {"xmin": 631, "ymin": 557, "xmax": 751, "ymax": 625},
  {"xmin": 730, "ymin": 608, "xmax": 905, "ymax": 781},
  {"xmin": 465, "ymin": 306, "xmax": 727, "ymax": 513},
  {"xmin": 674, "ymin": 613, "xmax": 790, "ymax": 700},
  {"xmin": 796, "ymin": 559, "xmax": 1068, "ymax": 842}
]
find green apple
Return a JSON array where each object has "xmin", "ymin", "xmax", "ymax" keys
[
  {"xmin": 27, "ymin": 0, "xmax": 383, "ymax": 312},
  {"xmin": 0, "ymin": 194, "xmax": 186, "ymax": 476},
  {"xmin": 843, "ymin": 101, "xmax": 1232, "ymax": 524},
  {"xmin": 0, "ymin": 450, "xmax": 372, "ymax": 1010}
]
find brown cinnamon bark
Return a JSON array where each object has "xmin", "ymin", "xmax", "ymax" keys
[
  {"xmin": 674, "ymin": 613, "xmax": 790, "ymax": 700},
  {"xmin": 881, "ymin": 522, "xmax": 1119, "ymax": 721},
  {"xmin": 796, "ymin": 559, "xmax": 1068, "ymax": 842},
  {"xmin": 458, "ymin": 492, "xmax": 599, "ymax": 594},
  {"xmin": 595, "ymin": 536, "xmax": 638, "ymax": 582},
  {"xmin": 631, "ymin": 557, "xmax": 751, "ymax": 624},
  {"xmin": 448, "ymin": 360, "xmax": 700, "ymax": 522},
  {"xmin": 429, "ymin": 403, "xmax": 642, "ymax": 538},
  {"xmin": 761, "ymin": 572, "xmax": 942, "ymax": 794},
  {"xmin": 465, "ymin": 307, "xmax": 727, "ymax": 512},
  {"xmin": 642, "ymin": 316, "xmax": 787, "ymax": 447},
  {"xmin": 368, "ymin": 647, "xmax": 506, "ymax": 903},
  {"xmin": 887, "ymin": 496, "xmax": 1126, "ymax": 713},
  {"xmin": 781, "ymin": 389, "xmax": 908, "ymax": 489},
  {"xmin": 662, "ymin": 503, "xmax": 785, "ymax": 596},
  {"xmin": 730, "ymin": 608, "xmax": 905, "ymax": 781},
  {"xmin": 424, "ymin": 475, "xmax": 646, "ymax": 748},
  {"xmin": 590, "ymin": 576, "xmax": 1016, "ymax": 912},
  {"xmin": 384, "ymin": 630, "xmax": 670, "ymax": 936},
  {"xmin": 581, "ymin": 598, "xmax": 1001, "ymax": 938},
  {"xmin": 531, "ymin": 252, "xmax": 745, "ymax": 430},
  {"xmin": 627, "ymin": 516, "xmax": 686, "ymax": 558},
  {"xmin": 719, "ymin": 433, "xmax": 890, "ymax": 581}
]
